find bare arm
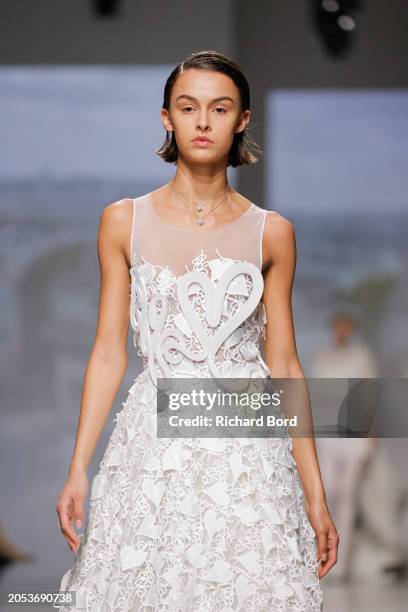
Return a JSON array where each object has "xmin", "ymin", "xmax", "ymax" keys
[
  {"xmin": 261, "ymin": 211, "xmax": 339, "ymax": 578},
  {"xmin": 56, "ymin": 198, "xmax": 133, "ymax": 552},
  {"xmin": 69, "ymin": 201, "xmax": 132, "ymax": 472}
]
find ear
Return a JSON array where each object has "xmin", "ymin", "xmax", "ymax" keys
[
  {"xmin": 234, "ymin": 109, "xmax": 250, "ymax": 134},
  {"xmin": 161, "ymin": 108, "xmax": 174, "ymax": 132}
]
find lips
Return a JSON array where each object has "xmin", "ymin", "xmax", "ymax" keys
[{"xmin": 192, "ymin": 137, "xmax": 213, "ymax": 143}]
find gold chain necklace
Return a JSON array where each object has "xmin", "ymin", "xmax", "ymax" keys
[{"xmin": 170, "ymin": 182, "xmax": 232, "ymax": 226}]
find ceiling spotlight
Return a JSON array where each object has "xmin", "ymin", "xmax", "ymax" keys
[
  {"xmin": 308, "ymin": 0, "xmax": 364, "ymax": 57},
  {"xmin": 322, "ymin": 0, "xmax": 340, "ymax": 12},
  {"xmin": 338, "ymin": 15, "xmax": 356, "ymax": 31},
  {"xmin": 92, "ymin": 0, "xmax": 122, "ymax": 17}
]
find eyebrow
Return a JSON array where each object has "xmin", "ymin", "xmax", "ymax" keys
[{"xmin": 175, "ymin": 94, "xmax": 235, "ymax": 104}]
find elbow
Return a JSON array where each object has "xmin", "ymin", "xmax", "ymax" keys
[
  {"xmin": 266, "ymin": 358, "xmax": 305, "ymax": 379},
  {"xmin": 288, "ymin": 361, "xmax": 305, "ymax": 378},
  {"xmin": 92, "ymin": 341, "xmax": 128, "ymax": 367}
]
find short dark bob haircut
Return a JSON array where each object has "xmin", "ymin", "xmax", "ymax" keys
[{"xmin": 155, "ymin": 50, "xmax": 262, "ymax": 168}]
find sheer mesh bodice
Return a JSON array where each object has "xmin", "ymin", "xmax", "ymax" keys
[
  {"xmin": 55, "ymin": 191, "xmax": 323, "ymax": 612},
  {"xmin": 129, "ymin": 192, "xmax": 271, "ymax": 386}
]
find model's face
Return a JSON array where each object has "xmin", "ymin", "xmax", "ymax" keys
[
  {"xmin": 161, "ymin": 68, "xmax": 249, "ymax": 164},
  {"xmin": 332, "ymin": 318, "xmax": 354, "ymax": 345}
]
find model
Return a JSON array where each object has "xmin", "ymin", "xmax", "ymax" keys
[{"xmin": 55, "ymin": 50, "xmax": 338, "ymax": 611}]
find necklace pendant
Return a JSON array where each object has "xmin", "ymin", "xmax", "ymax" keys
[
  {"xmin": 196, "ymin": 218, "xmax": 204, "ymax": 226},
  {"xmin": 196, "ymin": 206, "xmax": 203, "ymax": 212}
]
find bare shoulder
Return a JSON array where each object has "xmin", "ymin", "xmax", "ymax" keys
[
  {"xmin": 98, "ymin": 198, "xmax": 134, "ymax": 264},
  {"xmin": 263, "ymin": 209, "xmax": 295, "ymax": 240},
  {"xmin": 101, "ymin": 197, "xmax": 133, "ymax": 227},
  {"xmin": 263, "ymin": 209, "xmax": 296, "ymax": 268}
]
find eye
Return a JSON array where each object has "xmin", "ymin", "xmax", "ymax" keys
[
  {"xmin": 182, "ymin": 106, "xmax": 194, "ymax": 113},
  {"xmin": 214, "ymin": 107, "xmax": 227, "ymax": 114}
]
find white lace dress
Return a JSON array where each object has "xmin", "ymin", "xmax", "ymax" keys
[{"xmin": 55, "ymin": 192, "xmax": 324, "ymax": 611}]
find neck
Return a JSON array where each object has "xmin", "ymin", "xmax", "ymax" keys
[{"xmin": 171, "ymin": 163, "xmax": 229, "ymax": 201}]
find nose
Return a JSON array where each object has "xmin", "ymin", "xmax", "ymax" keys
[{"xmin": 196, "ymin": 111, "xmax": 211, "ymax": 132}]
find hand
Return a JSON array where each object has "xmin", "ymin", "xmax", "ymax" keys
[
  {"xmin": 305, "ymin": 498, "xmax": 339, "ymax": 579},
  {"xmin": 56, "ymin": 466, "xmax": 88, "ymax": 553}
]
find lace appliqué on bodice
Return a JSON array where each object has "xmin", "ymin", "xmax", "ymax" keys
[{"xmin": 129, "ymin": 248, "xmax": 270, "ymax": 388}]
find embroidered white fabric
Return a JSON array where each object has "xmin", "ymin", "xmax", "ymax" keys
[{"xmin": 55, "ymin": 192, "xmax": 323, "ymax": 611}]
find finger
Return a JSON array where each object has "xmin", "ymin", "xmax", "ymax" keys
[
  {"xmin": 56, "ymin": 500, "xmax": 80, "ymax": 553},
  {"xmin": 60, "ymin": 521, "xmax": 79, "ymax": 552},
  {"xmin": 65, "ymin": 537, "xmax": 78, "ymax": 553},
  {"xmin": 318, "ymin": 529, "xmax": 339, "ymax": 578},
  {"xmin": 327, "ymin": 527, "xmax": 339, "ymax": 563},
  {"xmin": 318, "ymin": 552, "xmax": 336, "ymax": 578},
  {"xmin": 69, "ymin": 495, "xmax": 84, "ymax": 549},
  {"xmin": 74, "ymin": 501, "xmax": 84, "ymax": 529},
  {"xmin": 316, "ymin": 530, "xmax": 328, "ymax": 564},
  {"xmin": 58, "ymin": 519, "xmax": 79, "ymax": 553},
  {"xmin": 59, "ymin": 507, "xmax": 80, "ymax": 549}
]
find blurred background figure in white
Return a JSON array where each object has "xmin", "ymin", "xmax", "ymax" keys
[{"xmin": 311, "ymin": 308, "xmax": 406, "ymax": 583}]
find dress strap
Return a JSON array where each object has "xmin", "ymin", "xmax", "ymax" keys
[
  {"xmin": 130, "ymin": 197, "xmax": 137, "ymax": 268},
  {"xmin": 259, "ymin": 208, "xmax": 267, "ymax": 271}
]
